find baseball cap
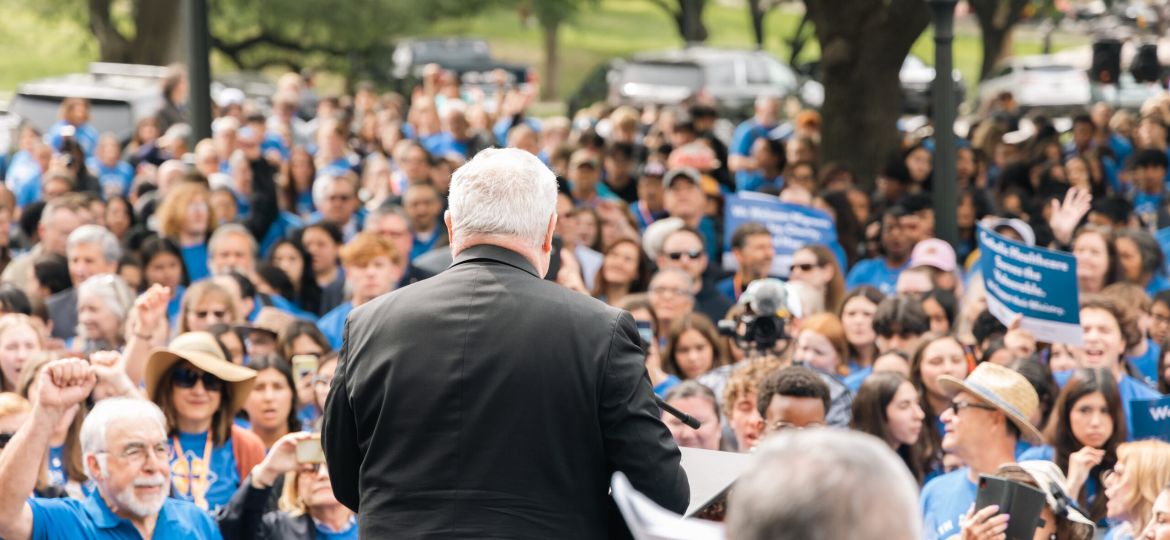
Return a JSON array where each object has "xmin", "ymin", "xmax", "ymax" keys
[
  {"xmin": 910, "ymin": 239, "xmax": 957, "ymax": 272},
  {"xmin": 663, "ymin": 167, "xmax": 701, "ymax": 189}
]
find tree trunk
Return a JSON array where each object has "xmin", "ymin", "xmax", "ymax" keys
[
  {"xmin": 88, "ymin": 0, "xmax": 132, "ymax": 62},
  {"xmin": 970, "ymin": 0, "xmax": 1029, "ymax": 81},
  {"xmin": 679, "ymin": 0, "xmax": 708, "ymax": 43},
  {"xmin": 130, "ymin": 0, "xmax": 184, "ymax": 65},
  {"xmin": 748, "ymin": 0, "xmax": 765, "ymax": 50},
  {"xmin": 541, "ymin": 18, "xmax": 560, "ymax": 101},
  {"xmin": 805, "ymin": 0, "xmax": 929, "ymax": 189}
]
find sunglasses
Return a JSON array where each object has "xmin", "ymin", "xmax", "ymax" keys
[
  {"xmin": 173, "ymin": 367, "xmax": 225, "ymax": 392},
  {"xmin": 790, "ymin": 262, "xmax": 820, "ymax": 273},
  {"xmin": 666, "ymin": 250, "xmax": 703, "ymax": 261}
]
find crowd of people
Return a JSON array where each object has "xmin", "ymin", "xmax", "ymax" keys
[{"xmin": 0, "ymin": 59, "xmax": 1166, "ymax": 539}]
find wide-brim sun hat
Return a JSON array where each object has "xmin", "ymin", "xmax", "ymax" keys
[
  {"xmin": 145, "ymin": 331, "xmax": 257, "ymax": 415},
  {"xmin": 938, "ymin": 362, "xmax": 1045, "ymax": 445}
]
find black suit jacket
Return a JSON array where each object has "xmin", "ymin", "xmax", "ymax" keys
[{"xmin": 323, "ymin": 244, "xmax": 688, "ymax": 539}]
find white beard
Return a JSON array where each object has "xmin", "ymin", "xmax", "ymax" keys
[{"xmin": 110, "ymin": 476, "xmax": 168, "ymax": 517}]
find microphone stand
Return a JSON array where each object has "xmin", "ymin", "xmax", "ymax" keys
[{"xmin": 655, "ymin": 396, "xmax": 701, "ymax": 429}]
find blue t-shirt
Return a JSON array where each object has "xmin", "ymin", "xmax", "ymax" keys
[
  {"xmin": 735, "ymin": 170, "xmax": 783, "ymax": 193},
  {"xmin": 1131, "ymin": 340, "xmax": 1161, "ymax": 389},
  {"xmin": 48, "ymin": 445, "xmax": 67, "ymax": 487},
  {"xmin": 169, "ymin": 431, "xmax": 240, "ymax": 513},
  {"xmin": 318, "ymin": 301, "xmax": 354, "ymax": 350},
  {"xmin": 654, "ymin": 374, "xmax": 680, "ymax": 398},
  {"xmin": 1054, "ymin": 370, "xmax": 1162, "ymax": 439},
  {"xmin": 844, "ymin": 366, "xmax": 873, "ymax": 394},
  {"xmin": 1148, "ymin": 274, "xmax": 1170, "ymax": 297},
  {"xmin": 846, "ymin": 257, "xmax": 910, "ymax": 296},
  {"xmin": 86, "ymin": 158, "xmax": 135, "ymax": 199},
  {"xmin": 29, "ymin": 490, "xmax": 222, "ymax": 539},
  {"xmin": 316, "ymin": 516, "xmax": 359, "ymax": 540},
  {"xmin": 45, "ymin": 121, "xmax": 99, "ymax": 156},
  {"xmin": 921, "ymin": 468, "xmax": 978, "ymax": 540},
  {"xmin": 180, "ymin": 243, "xmax": 210, "ymax": 283}
]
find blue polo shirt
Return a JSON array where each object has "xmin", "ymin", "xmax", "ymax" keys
[
  {"xmin": 921, "ymin": 467, "xmax": 978, "ymax": 540},
  {"xmin": 28, "ymin": 489, "xmax": 222, "ymax": 539},
  {"xmin": 180, "ymin": 243, "xmax": 210, "ymax": 283},
  {"xmin": 318, "ymin": 301, "xmax": 353, "ymax": 350}
]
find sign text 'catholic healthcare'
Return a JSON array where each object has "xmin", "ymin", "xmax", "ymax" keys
[
  {"xmin": 978, "ymin": 225, "xmax": 1082, "ymax": 345},
  {"xmin": 723, "ymin": 193, "xmax": 845, "ymax": 277}
]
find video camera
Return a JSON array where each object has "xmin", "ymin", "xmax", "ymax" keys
[{"xmin": 717, "ymin": 279, "xmax": 801, "ymax": 355}]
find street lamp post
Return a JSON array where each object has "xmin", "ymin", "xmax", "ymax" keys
[
  {"xmin": 186, "ymin": 0, "xmax": 212, "ymax": 146},
  {"xmin": 929, "ymin": 0, "xmax": 959, "ymax": 247}
]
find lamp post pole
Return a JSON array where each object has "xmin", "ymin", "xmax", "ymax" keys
[
  {"xmin": 929, "ymin": 0, "xmax": 959, "ymax": 246},
  {"xmin": 186, "ymin": 0, "xmax": 212, "ymax": 146}
]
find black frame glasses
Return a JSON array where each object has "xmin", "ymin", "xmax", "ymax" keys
[
  {"xmin": 949, "ymin": 401, "xmax": 998, "ymax": 416},
  {"xmin": 665, "ymin": 250, "xmax": 703, "ymax": 261},
  {"xmin": 172, "ymin": 367, "xmax": 225, "ymax": 392}
]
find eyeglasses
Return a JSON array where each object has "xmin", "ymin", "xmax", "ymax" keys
[
  {"xmin": 949, "ymin": 401, "xmax": 998, "ymax": 416},
  {"xmin": 173, "ymin": 367, "xmax": 225, "ymax": 392},
  {"xmin": 0, "ymin": 432, "xmax": 12, "ymax": 449},
  {"xmin": 194, "ymin": 309, "xmax": 227, "ymax": 319},
  {"xmin": 328, "ymin": 194, "xmax": 354, "ymax": 203},
  {"xmin": 649, "ymin": 286, "xmax": 692, "ymax": 299},
  {"xmin": 100, "ymin": 441, "xmax": 171, "ymax": 466},
  {"xmin": 790, "ymin": 262, "xmax": 819, "ymax": 273},
  {"xmin": 767, "ymin": 420, "xmax": 825, "ymax": 433},
  {"xmin": 665, "ymin": 250, "xmax": 703, "ymax": 261}
]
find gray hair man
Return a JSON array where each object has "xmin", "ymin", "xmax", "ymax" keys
[
  {"xmin": 0, "ymin": 360, "xmax": 221, "ymax": 539},
  {"xmin": 727, "ymin": 428, "xmax": 922, "ymax": 540},
  {"xmin": 46, "ymin": 224, "xmax": 120, "ymax": 340},
  {"xmin": 208, "ymin": 223, "xmax": 257, "ymax": 276},
  {"xmin": 323, "ymin": 147, "xmax": 688, "ymax": 538}
]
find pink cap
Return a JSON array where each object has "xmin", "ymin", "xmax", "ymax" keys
[{"xmin": 910, "ymin": 238, "xmax": 957, "ymax": 272}]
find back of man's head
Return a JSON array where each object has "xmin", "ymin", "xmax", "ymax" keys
[
  {"xmin": 727, "ymin": 429, "xmax": 921, "ymax": 540},
  {"xmin": 448, "ymin": 147, "xmax": 556, "ymax": 251}
]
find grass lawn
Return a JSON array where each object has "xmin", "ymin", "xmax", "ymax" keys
[{"xmin": 0, "ymin": 0, "xmax": 1092, "ymax": 106}]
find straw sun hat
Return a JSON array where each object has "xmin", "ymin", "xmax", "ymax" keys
[
  {"xmin": 938, "ymin": 362, "xmax": 1045, "ymax": 445},
  {"xmin": 145, "ymin": 331, "xmax": 257, "ymax": 414}
]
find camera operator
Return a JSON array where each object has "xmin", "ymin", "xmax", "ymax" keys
[{"xmin": 704, "ymin": 279, "xmax": 853, "ymax": 427}]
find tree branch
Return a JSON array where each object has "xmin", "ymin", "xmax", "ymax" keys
[{"xmin": 211, "ymin": 29, "xmax": 354, "ymax": 60}]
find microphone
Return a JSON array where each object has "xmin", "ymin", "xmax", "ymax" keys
[{"xmin": 655, "ymin": 396, "xmax": 701, "ymax": 430}]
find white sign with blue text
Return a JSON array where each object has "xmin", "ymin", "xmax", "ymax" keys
[
  {"xmin": 978, "ymin": 225, "xmax": 1083, "ymax": 345},
  {"xmin": 722, "ymin": 193, "xmax": 845, "ymax": 277}
]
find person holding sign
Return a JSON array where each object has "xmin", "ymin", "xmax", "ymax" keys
[{"xmin": 1063, "ymin": 296, "xmax": 1162, "ymax": 439}]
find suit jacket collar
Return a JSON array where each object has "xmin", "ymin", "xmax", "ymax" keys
[{"xmin": 451, "ymin": 244, "xmax": 540, "ymax": 278}]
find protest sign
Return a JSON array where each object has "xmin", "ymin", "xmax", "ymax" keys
[
  {"xmin": 978, "ymin": 225, "xmax": 1083, "ymax": 345},
  {"xmin": 722, "ymin": 193, "xmax": 845, "ymax": 277},
  {"xmin": 1130, "ymin": 396, "xmax": 1170, "ymax": 443}
]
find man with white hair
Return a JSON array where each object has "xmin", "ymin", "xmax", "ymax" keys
[
  {"xmin": 208, "ymin": 223, "xmax": 257, "ymax": 276},
  {"xmin": 0, "ymin": 359, "xmax": 221, "ymax": 539},
  {"xmin": 46, "ymin": 224, "xmax": 120, "ymax": 340},
  {"xmin": 310, "ymin": 174, "xmax": 364, "ymax": 242},
  {"xmin": 726, "ymin": 429, "xmax": 922, "ymax": 540},
  {"xmin": 323, "ymin": 147, "xmax": 689, "ymax": 538}
]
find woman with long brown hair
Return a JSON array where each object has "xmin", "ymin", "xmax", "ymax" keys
[
  {"xmin": 850, "ymin": 372, "xmax": 929, "ymax": 484},
  {"xmin": 788, "ymin": 244, "xmax": 846, "ymax": 314},
  {"xmin": 1020, "ymin": 368, "xmax": 1125, "ymax": 524},
  {"xmin": 662, "ymin": 313, "xmax": 729, "ymax": 381},
  {"xmin": 591, "ymin": 238, "xmax": 653, "ymax": 307}
]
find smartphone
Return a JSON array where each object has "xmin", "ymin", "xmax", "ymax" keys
[
  {"xmin": 291, "ymin": 354, "xmax": 319, "ymax": 386},
  {"xmin": 296, "ymin": 434, "xmax": 325, "ymax": 464},
  {"xmin": 635, "ymin": 320, "xmax": 654, "ymax": 348},
  {"xmin": 975, "ymin": 475, "xmax": 1047, "ymax": 539}
]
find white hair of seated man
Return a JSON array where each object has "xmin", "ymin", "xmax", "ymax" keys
[{"xmin": 727, "ymin": 428, "xmax": 922, "ymax": 540}]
